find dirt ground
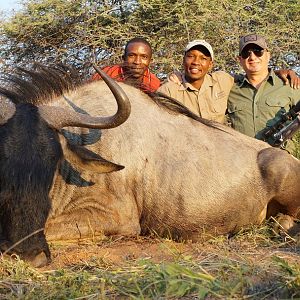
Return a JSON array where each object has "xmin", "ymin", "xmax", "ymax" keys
[
  {"xmin": 43, "ymin": 234, "xmax": 300, "ymax": 271},
  {"xmin": 44, "ymin": 237, "xmax": 194, "ymax": 269}
]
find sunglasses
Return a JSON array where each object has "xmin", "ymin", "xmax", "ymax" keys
[{"xmin": 240, "ymin": 49, "xmax": 265, "ymax": 59}]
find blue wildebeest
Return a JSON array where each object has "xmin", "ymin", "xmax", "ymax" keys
[{"xmin": 0, "ymin": 65, "xmax": 299, "ymax": 267}]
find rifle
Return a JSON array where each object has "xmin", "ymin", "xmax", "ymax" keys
[{"xmin": 261, "ymin": 100, "xmax": 300, "ymax": 147}]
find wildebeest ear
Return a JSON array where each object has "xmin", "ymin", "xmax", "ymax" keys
[{"xmin": 59, "ymin": 134, "xmax": 124, "ymax": 173}]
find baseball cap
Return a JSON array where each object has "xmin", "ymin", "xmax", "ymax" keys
[
  {"xmin": 239, "ymin": 34, "xmax": 268, "ymax": 54},
  {"xmin": 185, "ymin": 40, "xmax": 214, "ymax": 60}
]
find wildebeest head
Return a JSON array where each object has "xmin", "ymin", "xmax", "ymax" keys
[{"xmin": 0, "ymin": 65, "xmax": 131, "ymax": 267}]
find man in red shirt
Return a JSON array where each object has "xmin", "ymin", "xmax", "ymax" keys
[{"xmin": 92, "ymin": 37, "xmax": 161, "ymax": 93}]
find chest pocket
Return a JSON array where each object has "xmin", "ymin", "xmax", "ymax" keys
[
  {"xmin": 210, "ymin": 91, "xmax": 228, "ymax": 113},
  {"xmin": 264, "ymin": 97, "xmax": 292, "ymax": 128},
  {"xmin": 265, "ymin": 97, "xmax": 290, "ymax": 109},
  {"xmin": 265, "ymin": 97, "xmax": 292, "ymax": 120}
]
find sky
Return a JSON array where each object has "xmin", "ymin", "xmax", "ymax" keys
[{"xmin": 0, "ymin": 0, "xmax": 21, "ymax": 14}]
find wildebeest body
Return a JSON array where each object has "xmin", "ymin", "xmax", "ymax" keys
[
  {"xmin": 46, "ymin": 80, "xmax": 300, "ymax": 242},
  {"xmin": 0, "ymin": 67, "xmax": 299, "ymax": 266}
]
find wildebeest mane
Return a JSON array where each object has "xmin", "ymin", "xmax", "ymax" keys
[
  {"xmin": 107, "ymin": 72, "xmax": 221, "ymax": 129},
  {"xmin": 103, "ymin": 65, "xmax": 218, "ymax": 128},
  {"xmin": 1, "ymin": 64, "xmax": 222, "ymax": 130},
  {"xmin": 0, "ymin": 64, "xmax": 82, "ymax": 105},
  {"xmin": 145, "ymin": 88, "xmax": 228, "ymax": 132},
  {"xmin": 149, "ymin": 91, "xmax": 218, "ymax": 128}
]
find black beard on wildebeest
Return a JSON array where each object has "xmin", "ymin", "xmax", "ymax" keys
[{"xmin": 0, "ymin": 103, "xmax": 63, "ymax": 264}]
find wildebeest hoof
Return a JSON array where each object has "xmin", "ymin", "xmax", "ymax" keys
[
  {"xmin": 273, "ymin": 214, "xmax": 300, "ymax": 240},
  {"xmin": 287, "ymin": 223, "xmax": 300, "ymax": 240},
  {"xmin": 274, "ymin": 214, "xmax": 295, "ymax": 233},
  {"xmin": 273, "ymin": 214, "xmax": 294, "ymax": 237}
]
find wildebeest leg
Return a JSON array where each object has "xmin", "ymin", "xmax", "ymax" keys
[
  {"xmin": 258, "ymin": 148, "xmax": 300, "ymax": 235},
  {"xmin": 272, "ymin": 213, "xmax": 300, "ymax": 237},
  {"xmin": 0, "ymin": 192, "xmax": 51, "ymax": 267},
  {"xmin": 45, "ymin": 209, "xmax": 141, "ymax": 241}
]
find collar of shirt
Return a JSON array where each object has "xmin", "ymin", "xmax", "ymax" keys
[
  {"xmin": 181, "ymin": 73, "xmax": 214, "ymax": 92},
  {"xmin": 105, "ymin": 64, "xmax": 151, "ymax": 81},
  {"xmin": 237, "ymin": 68, "xmax": 276, "ymax": 87},
  {"xmin": 117, "ymin": 65, "xmax": 152, "ymax": 82},
  {"xmin": 142, "ymin": 68, "xmax": 152, "ymax": 84}
]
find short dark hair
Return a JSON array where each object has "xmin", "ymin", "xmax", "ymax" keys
[{"xmin": 124, "ymin": 37, "xmax": 152, "ymax": 57}]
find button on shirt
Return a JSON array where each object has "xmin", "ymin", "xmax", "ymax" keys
[
  {"xmin": 228, "ymin": 69, "xmax": 300, "ymax": 138},
  {"xmin": 158, "ymin": 71, "xmax": 234, "ymax": 124}
]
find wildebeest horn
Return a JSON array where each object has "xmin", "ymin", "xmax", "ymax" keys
[
  {"xmin": 0, "ymin": 96, "xmax": 16, "ymax": 125},
  {"xmin": 38, "ymin": 66, "xmax": 131, "ymax": 130}
]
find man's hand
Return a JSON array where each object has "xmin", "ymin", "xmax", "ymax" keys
[
  {"xmin": 275, "ymin": 69, "xmax": 300, "ymax": 89},
  {"xmin": 168, "ymin": 69, "xmax": 183, "ymax": 85}
]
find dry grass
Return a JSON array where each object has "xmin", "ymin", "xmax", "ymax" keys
[{"xmin": 1, "ymin": 221, "xmax": 300, "ymax": 299}]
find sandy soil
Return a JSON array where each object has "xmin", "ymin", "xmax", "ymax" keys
[{"xmin": 43, "ymin": 235, "xmax": 300, "ymax": 270}]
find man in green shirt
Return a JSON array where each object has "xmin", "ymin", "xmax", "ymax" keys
[
  {"xmin": 227, "ymin": 34, "xmax": 300, "ymax": 150},
  {"xmin": 164, "ymin": 37, "xmax": 299, "ymax": 128}
]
